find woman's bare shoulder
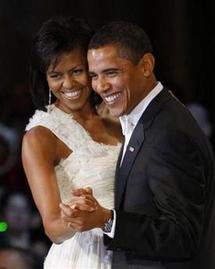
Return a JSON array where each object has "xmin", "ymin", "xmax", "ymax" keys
[{"xmin": 22, "ymin": 126, "xmax": 58, "ymax": 157}]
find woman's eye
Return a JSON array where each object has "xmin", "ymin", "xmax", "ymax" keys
[
  {"xmin": 73, "ymin": 69, "xmax": 83, "ymax": 75},
  {"xmin": 49, "ymin": 74, "xmax": 61, "ymax": 79}
]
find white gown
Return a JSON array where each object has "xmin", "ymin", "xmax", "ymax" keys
[{"xmin": 26, "ymin": 104, "xmax": 121, "ymax": 269}]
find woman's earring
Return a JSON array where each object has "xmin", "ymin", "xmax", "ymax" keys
[{"xmin": 47, "ymin": 89, "xmax": 52, "ymax": 113}]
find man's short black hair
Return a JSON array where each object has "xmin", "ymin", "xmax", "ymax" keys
[{"xmin": 88, "ymin": 21, "xmax": 153, "ymax": 64}]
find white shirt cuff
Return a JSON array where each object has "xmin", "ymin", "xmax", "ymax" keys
[{"xmin": 103, "ymin": 209, "xmax": 116, "ymax": 238}]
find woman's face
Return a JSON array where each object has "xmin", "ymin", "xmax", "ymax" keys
[{"xmin": 46, "ymin": 47, "xmax": 91, "ymax": 113}]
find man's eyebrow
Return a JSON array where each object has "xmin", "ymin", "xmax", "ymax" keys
[
  {"xmin": 102, "ymin": 68, "xmax": 120, "ymax": 73},
  {"xmin": 88, "ymin": 71, "xmax": 96, "ymax": 74},
  {"xmin": 88, "ymin": 67, "xmax": 120, "ymax": 74}
]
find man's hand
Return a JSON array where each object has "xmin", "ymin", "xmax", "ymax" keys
[{"xmin": 60, "ymin": 187, "xmax": 112, "ymax": 232}]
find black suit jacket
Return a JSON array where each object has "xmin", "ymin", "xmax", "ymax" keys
[{"xmin": 105, "ymin": 89, "xmax": 215, "ymax": 269}]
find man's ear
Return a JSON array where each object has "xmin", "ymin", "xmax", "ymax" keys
[{"xmin": 138, "ymin": 53, "xmax": 155, "ymax": 77}]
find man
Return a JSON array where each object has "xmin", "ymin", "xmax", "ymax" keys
[{"xmin": 61, "ymin": 21, "xmax": 215, "ymax": 268}]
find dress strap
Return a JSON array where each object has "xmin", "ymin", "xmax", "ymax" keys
[{"xmin": 25, "ymin": 105, "xmax": 92, "ymax": 151}]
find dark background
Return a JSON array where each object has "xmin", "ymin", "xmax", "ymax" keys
[
  {"xmin": 0, "ymin": 0, "xmax": 214, "ymax": 261},
  {"xmin": 1, "ymin": 0, "xmax": 215, "ymax": 108}
]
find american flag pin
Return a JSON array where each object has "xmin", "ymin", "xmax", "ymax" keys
[{"xmin": 129, "ymin": 146, "xmax": 135, "ymax": 152}]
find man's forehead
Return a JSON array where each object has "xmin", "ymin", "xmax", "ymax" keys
[
  {"xmin": 88, "ymin": 44, "xmax": 135, "ymax": 66},
  {"xmin": 88, "ymin": 44, "xmax": 119, "ymax": 58}
]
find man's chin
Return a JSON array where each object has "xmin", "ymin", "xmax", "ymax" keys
[{"xmin": 108, "ymin": 108, "xmax": 124, "ymax": 118}]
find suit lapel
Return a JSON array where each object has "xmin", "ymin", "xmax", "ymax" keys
[
  {"xmin": 115, "ymin": 88, "xmax": 172, "ymax": 209},
  {"xmin": 115, "ymin": 140, "xmax": 124, "ymax": 178},
  {"xmin": 115, "ymin": 121, "xmax": 144, "ymax": 208}
]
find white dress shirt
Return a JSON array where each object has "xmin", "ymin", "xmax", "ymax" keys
[
  {"xmin": 105, "ymin": 82, "xmax": 163, "ymax": 238},
  {"xmin": 119, "ymin": 82, "xmax": 163, "ymax": 164}
]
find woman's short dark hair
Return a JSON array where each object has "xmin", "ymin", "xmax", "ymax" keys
[{"xmin": 30, "ymin": 16, "xmax": 100, "ymax": 110}]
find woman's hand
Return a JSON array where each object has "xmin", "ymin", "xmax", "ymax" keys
[{"xmin": 59, "ymin": 187, "xmax": 111, "ymax": 232}]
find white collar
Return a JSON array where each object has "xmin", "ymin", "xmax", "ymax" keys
[{"xmin": 120, "ymin": 82, "xmax": 163, "ymax": 136}]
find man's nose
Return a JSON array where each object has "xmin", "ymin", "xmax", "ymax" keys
[{"xmin": 94, "ymin": 77, "xmax": 110, "ymax": 93}]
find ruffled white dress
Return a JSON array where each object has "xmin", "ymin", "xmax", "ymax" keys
[{"xmin": 25, "ymin": 104, "xmax": 121, "ymax": 269}]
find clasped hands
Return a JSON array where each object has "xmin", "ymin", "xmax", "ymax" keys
[{"xmin": 60, "ymin": 187, "xmax": 111, "ymax": 232}]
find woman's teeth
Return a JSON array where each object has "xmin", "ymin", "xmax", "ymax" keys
[{"xmin": 63, "ymin": 90, "xmax": 81, "ymax": 99}]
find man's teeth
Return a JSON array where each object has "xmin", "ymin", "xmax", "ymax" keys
[{"xmin": 104, "ymin": 93, "xmax": 121, "ymax": 104}]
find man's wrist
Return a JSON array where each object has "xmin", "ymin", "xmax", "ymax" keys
[{"xmin": 102, "ymin": 209, "xmax": 113, "ymax": 233}]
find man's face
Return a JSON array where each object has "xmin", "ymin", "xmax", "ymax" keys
[{"xmin": 88, "ymin": 44, "xmax": 152, "ymax": 117}]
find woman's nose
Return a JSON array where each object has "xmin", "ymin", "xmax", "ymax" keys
[{"xmin": 62, "ymin": 75, "xmax": 75, "ymax": 89}]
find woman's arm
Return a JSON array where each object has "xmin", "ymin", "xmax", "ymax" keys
[{"xmin": 22, "ymin": 126, "xmax": 74, "ymax": 244}]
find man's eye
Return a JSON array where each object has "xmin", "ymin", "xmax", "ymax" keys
[
  {"xmin": 89, "ymin": 73, "xmax": 97, "ymax": 80},
  {"xmin": 106, "ymin": 71, "xmax": 118, "ymax": 77}
]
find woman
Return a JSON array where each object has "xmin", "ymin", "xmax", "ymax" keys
[{"xmin": 22, "ymin": 16, "xmax": 121, "ymax": 268}]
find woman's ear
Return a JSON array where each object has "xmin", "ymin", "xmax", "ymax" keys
[{"xmin": 138, "ymin": 53, "xmax": 155, "ymax": 77}]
